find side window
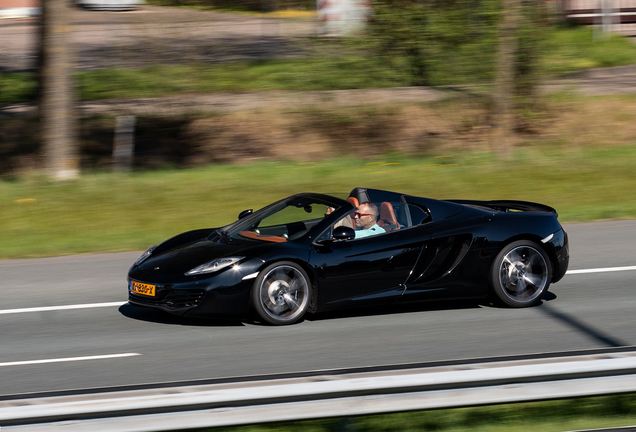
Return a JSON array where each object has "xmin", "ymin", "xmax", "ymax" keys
[
  {"xmin": 334, "ymin": 210, "xmax": 355, "ymax": 230},
  {"xmin": 318, "ymin": 208, "xmax": 391, "ymax": 242},
  {"xmin": 407, "ymin": 204, "xmax": 431, "ymax": 226},
  {"xmin": 259, "ymin": 204, "xmax": 331, "ymax": 228},
  {"xmin": 315, "ymin": 211, "xmax": 354, "ymax": 242},
  {"xmin": 348, "ymin": 206, "xmax": 389, "ymax": 240}
]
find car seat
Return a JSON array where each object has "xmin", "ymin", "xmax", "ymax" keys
[
  {"xmin": 347, "ymin": 197, "xmax": 359, "ymax": 226},
  {"xmin": 377, "ymin": 202, "xmax": 400, "ymax": 231}
]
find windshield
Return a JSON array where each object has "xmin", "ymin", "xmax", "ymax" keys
[{"xmin": 225, "ymin": 194, "xmax": 343, "ymax": 243}]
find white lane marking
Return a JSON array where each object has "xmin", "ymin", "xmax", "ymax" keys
[
  {"xmin": 1, "ymin": 266, "xmax": 635, "ymax": 315},
  {"xmin": 567, "ymin": 266, "xmax": 636, "ymax": 275},
  {"xmin": 0, "ymin": 353, "xmax": 140, "ymax": 367},
  {"xmin": 0, "ymin": 301, "xmax": 126, "ymax": 315}
]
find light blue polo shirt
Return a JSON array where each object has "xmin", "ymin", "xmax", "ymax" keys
[{"xmin": 354, "ymin": 224, "xmax": 386, "ymax": 239}]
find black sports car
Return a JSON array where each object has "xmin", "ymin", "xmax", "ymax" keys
[{"xmin": 127, "ymin": 188, "xmax": 569, "ymax": 325}]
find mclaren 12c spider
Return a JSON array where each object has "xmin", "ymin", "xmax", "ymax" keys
[{"xmin": 127, "ymin": 188, "xmax": 569, "ymax": 325}]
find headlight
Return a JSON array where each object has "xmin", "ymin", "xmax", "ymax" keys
[
  {"xmin": 134, "ymin": 245, "xmax": 158, "ymax": 266},
  {"xmin": 185, "ymin": 257, "xmax": 244, "ymax": 276}
]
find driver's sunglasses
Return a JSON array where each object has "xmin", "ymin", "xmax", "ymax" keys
[{"xmin": 353, "ymin": 211, "xmax": 373, "ymax": 218}]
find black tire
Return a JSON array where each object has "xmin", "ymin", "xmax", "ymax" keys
[
  {"xmin": 251, "ymin": 261, "xmax": 312, "ymax": 325},
  {"xmin": 489, "ymin": 240, "xmax": 552, "ymax": 307}
]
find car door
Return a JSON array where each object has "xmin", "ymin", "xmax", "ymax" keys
[
  {"xmin": 401, "ymin": 216, "xmax": 482, "ymax": 302},
  {"xmin": 308, "ymin": 225, "xmax": 431, "ymax": 311}
]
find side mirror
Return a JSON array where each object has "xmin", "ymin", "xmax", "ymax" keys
[
  {"xmin": 238, "ymin": 209, "xmax": 253, "ymax": 219},
  {"xmin": 333, "ymin": 226, "xmax": 355, "ymax": 241}
]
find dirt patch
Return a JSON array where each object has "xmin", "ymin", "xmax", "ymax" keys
[
  {"xmin": 3, "ymin": 94, "xmax": 636, "ymax": 176},
  {"xmin": 140, "ymin": 103, "xmax": 493, "ymax": 167},
  {"xmin": 544, "ymin": 96, "xmax": 636, "ymax": 147},
  {"xmin": 184, "ymin": 113, "xmax": 330, "ymax": 164},
  {"xmin": 0, "ymin": 100, "xmax": 497, "ymax": 174}
]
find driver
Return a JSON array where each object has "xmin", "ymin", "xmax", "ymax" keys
[{"xmin": 353, "ymin": 202, "xmax": 385, "ymax": 239}]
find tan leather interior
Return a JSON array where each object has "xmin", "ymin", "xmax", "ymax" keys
[
  {"xmin": 238, "ymin": 231, "xmax": 287, "ymax": 243},
  {"xmin": 378, "ymin": 202, "xmax": 400, "ymax": 231},
  {"xmin": 347, "ymin": 197, "xmax": 360, "ymax": 226}
]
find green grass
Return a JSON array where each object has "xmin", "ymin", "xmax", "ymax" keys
[
  {"xmin": 2, "ymin": 147, "xmax": 636, "ymax": 259},
  {"xmin": 0, "ymin": 72, "xmax": 38, "ymax": 104},
  {"xmin": 541, "ymin": 26, "xmax": 636, "ymax": 76},
  {"xmin": 2, "ymin": 26, "xmax": 636, "ymax": 104},
  {"xmin": 75, "ymin": 57, "xmax": 404, "ymax": 101},
  {"xmin": 209, "ymin": 394, "xmax": 636, "ymax": 432},
  {"xmin": 0, "ymin": 57, "xmax": 406, "ymax": 104}
]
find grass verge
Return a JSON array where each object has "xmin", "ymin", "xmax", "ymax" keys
[
  {"xmin": 75, "ymin": 57, "xmax": 402, "ymax": 100},
  {"xmin": 2, "ymin": 27, "xmax": 636, "ymax": 104},
  {"xmin": 2, "ymin": 145, "xmax": 636, "ymax": 259},
  {"xmin": 542, "ymin": 26, "xmax": 636, "ymax": 75},
  {"xmin": 209, "ymin": 394, "xmax": 636, "ymax": 432}
]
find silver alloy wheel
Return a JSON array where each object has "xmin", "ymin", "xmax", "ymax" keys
[
  {"xmin": 498, "ymin": 245, "xmax": 548, "ymax": 304},
  {"xmin": 258, "ymin": 265, "xmax": 309, "ymax": 323}
]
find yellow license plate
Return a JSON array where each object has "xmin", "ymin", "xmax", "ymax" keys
[{"xmin": 130, "ymin": 281, "xmax": 156, "ymax": 296}]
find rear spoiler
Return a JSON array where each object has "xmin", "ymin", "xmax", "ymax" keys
[{"xmin": 447, "ymin": 199, "xmax": 558, "ymax": 217}]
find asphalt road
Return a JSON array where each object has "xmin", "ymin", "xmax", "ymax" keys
[{"xmin": 1, "ymin": 220, "xmax": 635, "ymax": 398}]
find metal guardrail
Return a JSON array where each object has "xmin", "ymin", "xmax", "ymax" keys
[{"xmin": 3, "ymin": 352, "xmax": 636, "ymax": 431}]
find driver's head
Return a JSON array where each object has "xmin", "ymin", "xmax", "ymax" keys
[{"xmin": 354, "ymin": 202, "xmax": 379, "ymax": 230}]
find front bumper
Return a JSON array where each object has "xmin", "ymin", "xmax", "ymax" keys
[
  {"xmin": 128, "ymin": 284, "xmax": 206, "ymax": 316},
  {"xmin": 127, "ymin": 258, "xmax": 264, "ymax": 318}
]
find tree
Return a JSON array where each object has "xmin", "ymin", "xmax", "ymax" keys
[
  {"xmin": 38, "ymin": 0, "xmax": 79, "ymax": 180},
  {"xmin": 364, "ymin": 0, "xmax": 430, "ymax": 85},
  {"xmin": 493, "ymin": 0, "xmax": 519, "ymax": 155},
  {"xmin": 363, "ymin": 0, "xmax": 501, "ymax": 87},
  {"xmin": 494, "ymin": 0, "xmax": 546, "ymax": 155}
]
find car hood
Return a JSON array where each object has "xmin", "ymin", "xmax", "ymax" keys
[{"xmin": 138, "ymin": 239, "xmax": 252, "ymax": 276}]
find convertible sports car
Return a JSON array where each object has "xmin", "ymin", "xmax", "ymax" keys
[{"xmin": 127, "ymin": 188, "xmax": 569, "ymax": 325}]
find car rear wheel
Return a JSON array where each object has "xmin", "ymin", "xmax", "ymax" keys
[
  {"xmin": 251, "ymin": 262, "xmax": 311, "ymax": 325},
  {"xmin": 490, "ymin": 240, "xmax": 552, "ymax": 307}
]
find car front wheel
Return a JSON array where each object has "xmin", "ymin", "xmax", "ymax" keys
[
  {"xmin": 251, "ymin": 261, "xmax": 311, "ymax": 325},
  {"xmin": 490, "ymin": 240, "xmax": 552, "ymax": 307}
]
